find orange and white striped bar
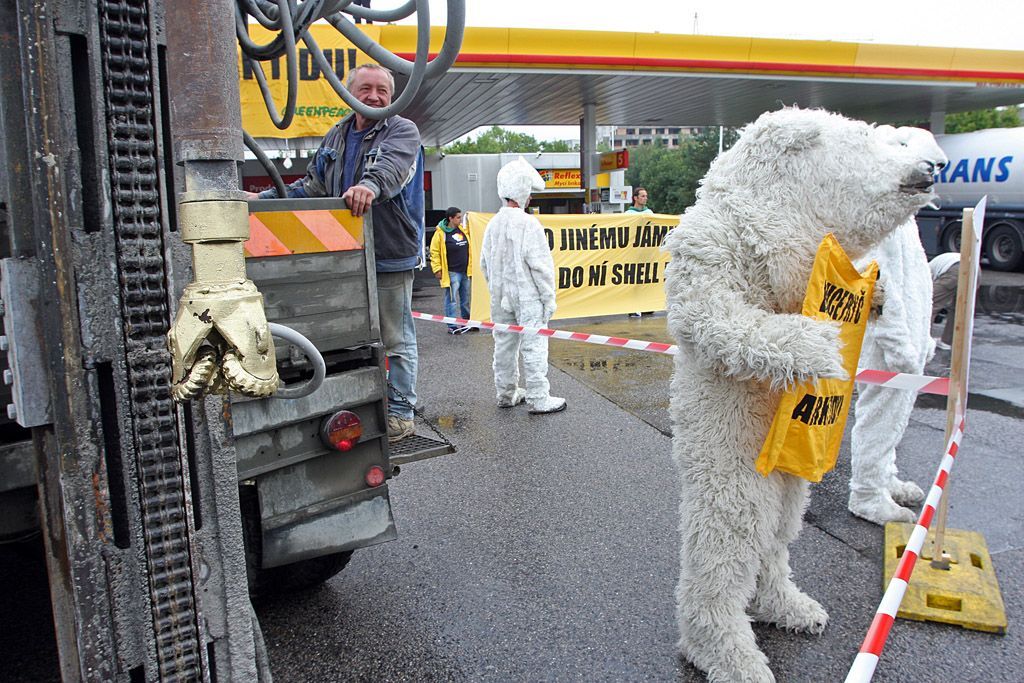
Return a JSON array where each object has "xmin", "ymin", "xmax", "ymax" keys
[
  {"xmin": 845, "ymin": 413, "xmax": 966, "ymax": 683},
  {"xmin": 412, "ymin": 312, "xmax": 950, "ymax": 396}
]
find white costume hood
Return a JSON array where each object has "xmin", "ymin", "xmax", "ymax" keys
[{"xmin": 496, "ymin": 156, "xmax": 545, "ymax": 207}]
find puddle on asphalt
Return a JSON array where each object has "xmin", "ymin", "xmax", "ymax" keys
[
  {"xmin": 976, "ymin": 285, "xmax": 1024, "ymax": 323},
  {"xmin": 436, "ymin": 414, "xmax": 460, "ymax": 431},
  {"xmin": 916, "ymin": 391, "xmax": 1024, "ymax": 420},
  {"xmin": 546, "ymin": 315, "xmax": 674, "ymax": 433}
]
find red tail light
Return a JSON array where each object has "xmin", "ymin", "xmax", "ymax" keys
[
  {"xmin": 365, "ymin": 465, "xmax": 385, "ymax": 488},
  {"xmin": 321, "ymin": 410, "xmax": 362, "ymax": 452}
]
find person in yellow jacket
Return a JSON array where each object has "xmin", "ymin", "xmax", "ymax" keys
[{"xmin": 429, "ymin": 207, "xmax": 475, "ymax": 334}]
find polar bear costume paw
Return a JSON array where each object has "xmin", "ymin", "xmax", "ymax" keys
[
  {"xmin": 888, "ymin": 477, "xmax": 925, "ymax": 506},
  {"xmin": 750, "ymin": 583, "xmax": 829, "ymax": 634},
  {"xmin": 786, "ymin": 318, "xmax": 848, "ymax": 385},
  {"xmin": 678, "ymin": 632, "xmax": 775, "ymax": 683},
  {"xmin": 849, "ymin": 489, "xmax": 917, "ymax": 525}
]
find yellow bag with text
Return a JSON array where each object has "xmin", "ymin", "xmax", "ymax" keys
[{"xmin": 755, "ymin": 233, "xmax": 878, "ymax": 482}]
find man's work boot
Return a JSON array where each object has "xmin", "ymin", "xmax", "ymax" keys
[
  {"xmin": 387, "ymin": 414, "xmax": 415, "ymax": 442},
  {"xmin": 527, "ymin": 396, "xmax": 566, "ymax": 414},
  {"xmin": 497, "ymin": 387, "xmax": 527, "ymax": 408}
]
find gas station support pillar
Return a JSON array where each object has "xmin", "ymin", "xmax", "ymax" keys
[
  {"xmin": 930, "ymin": 110, "xmax": 947, "ymax": 135},
  {"xmin": 581, "ymin": 102, "xmax": 597, "ymax": 211}
]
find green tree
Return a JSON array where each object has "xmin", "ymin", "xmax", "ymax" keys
[
  {"xmin": 894, "ymin": 106, "xmax": 1021, "ymax": 133},
  {"xmin": 624, "ymin": 128, "xmax": 738, "ymax": 214},
  {"xmin": 944, "ymin": 106, "xmax": 1021, "ymax": 133},
  {"xmin": 443, "ymin": 126, "xmax": 578, "ymax": 154}
]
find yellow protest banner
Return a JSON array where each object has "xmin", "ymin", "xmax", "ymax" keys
[
  {"xmin": 239, "ymin": 24, "xmax": 380, "ymax": 139},
  {"xmin": 466, "ymin": 212, "xmax": 679, "ymax": 321}
]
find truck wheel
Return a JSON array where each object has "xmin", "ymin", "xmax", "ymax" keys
[
  {"xmin": 977, "ymin": 285, "xmax": 1023, "ymax": 315},
  {"xmin": 983, "ymin": 222, "xmax": 1024, "ymax": 272},
  {"xmin": 240, "ymin": 484, "xmax": 354, "ymax": 597},
  {"xmin": 939, "ymin": 221, "xmax": 962, "ymax": 254},
  {"xmin": 248, "ymin": 550, "xmax": 354, "ymax": 597}
]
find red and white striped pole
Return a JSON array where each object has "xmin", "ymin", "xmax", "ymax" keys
[
  {"xmin": 847, "ymin": 198, "xmax": 985, "ymax": 682},
  {"xmin": 845, "ymin": 409, "xmax": 965, "ymax": 682}
]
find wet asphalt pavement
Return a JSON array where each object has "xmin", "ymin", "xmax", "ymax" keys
[
  {"xmin": 257, "ymin": 272, "xmax": 1023, "ymax": 682},
  {"xmin": 3, "ymin": 273, "xmax": 1022, "ymax": 682}
]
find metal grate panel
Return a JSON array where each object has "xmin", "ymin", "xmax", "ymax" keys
[{"xmin": 388, "ymin": 434, "xmax": 455, "ymax": 466}]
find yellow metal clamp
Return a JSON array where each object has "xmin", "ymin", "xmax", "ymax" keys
[{"xmin": 168, "ymin": 194, "xmax": 279, "ymax": 401}]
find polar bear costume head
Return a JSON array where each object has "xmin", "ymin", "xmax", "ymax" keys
[{"xmin": 671, "ymin": 107, "xmax": 947, "ymax": 313}]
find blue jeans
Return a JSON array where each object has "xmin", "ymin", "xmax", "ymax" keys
[
  {"xmin": 443, "ymin": 271, "xmax": 471, "ymax": 329},
  {"xmin": 376, "ymin": 270, "xmax": 417, "ymax": 420}
]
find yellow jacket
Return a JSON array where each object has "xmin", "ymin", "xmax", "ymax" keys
[{"xmin": 429, "ymin": 219, "xmax": 473, "ymax": 288}]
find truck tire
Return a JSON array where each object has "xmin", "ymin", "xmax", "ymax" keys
[
  {"xmin": 939, "ymin": 220, "xmax": 962, "ymax": 254},
  {"xmin": 240, "ymin": 484, "xmax": 353, "ymax": 597},
  {"xmin": 983, "ymin": 222, "xmax": 1024, "ymax": 272},
  {"xmin": 248, "ymin": 550, "xmax": 354, "ymax": 597},
  {"xmin": 977, "ymin": 285, "xmax": 1023, "ymax": 315}
]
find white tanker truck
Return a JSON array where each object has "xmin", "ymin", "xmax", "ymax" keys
[{"xmin": 919, "ymin": 126, "xmax": 1024, "ymax": 271}]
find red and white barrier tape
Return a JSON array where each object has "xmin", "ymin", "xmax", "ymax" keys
[
  {"xmin": 845, "ymin": 410, "xmax": 966, "ymax": 683},
  {"xmin": 413, "ymin": 312, "xmax": 950, "ymax": 396},
  {"xmin": 412, "ymin": 311, "xmax": 676, "ymax": 354}
]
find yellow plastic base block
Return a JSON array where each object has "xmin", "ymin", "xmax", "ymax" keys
[{"xmin": 884, "ymin": 522, "xmax": 1008, "ymax": 634}]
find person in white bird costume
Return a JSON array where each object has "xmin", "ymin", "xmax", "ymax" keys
[
  {"xmin": 661, "ymin": 107, "xmax": 946, "ymax": 682},
  {"xmin": 480, "ymin": 157, "xmax": 567, "ymax": 414},
  {"xmin": 848, "ymin": 126, "xmax": 939, "ymax": 525}
]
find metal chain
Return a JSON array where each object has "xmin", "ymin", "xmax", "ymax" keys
[{"xmin": 387, "ymin": 378, "xmax": 455, "ymax": 448}]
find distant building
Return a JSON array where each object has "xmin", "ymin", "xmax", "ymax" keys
[
  {"xmin": 612, "ymin": 126, "xmax": 701, "ymax": 148},
  {"xmin": 424, "ymin": 152, "xmax": 629, "ymax": 217}
]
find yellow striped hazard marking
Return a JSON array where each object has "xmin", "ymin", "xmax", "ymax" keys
[{"xmin": 245, "ymin": 209, "xmax": 364, "ymax": 257}]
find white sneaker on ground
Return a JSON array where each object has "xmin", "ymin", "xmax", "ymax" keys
[
  {"xmin": 934, "ymin": 339, "xmax": 951, "ymax": 351},
  {"xmin": 497, "ymin": 387, "xmax": 527, "ymax": 408},
  {"xmin": 527, "ymin": 396, "xmax": 567, "ymax": 414},
  {"xmin": 387, "ymin": 415, "xmax": 415, "ymax": 442}
]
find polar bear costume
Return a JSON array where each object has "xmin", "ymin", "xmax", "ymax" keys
[
  {"xmin": 662, "ymin": 108, "xmax": 946, "ymax": 682},
  {"xmin": 849, "ymin": 126, "xmax": 939, "ymax": 525},
  {"xmin": 849, "ymin": 220, "xmax": 934, "ymax": 524},
  {"xmin": 479, "ymin": 157, "xmax": 566, "ymax": 414}
]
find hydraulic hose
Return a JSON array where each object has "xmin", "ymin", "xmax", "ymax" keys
[
  {"xmin": 267, "ymin": 322, "xmax": 326, "ymax": 399},
  {"xmin": 235, "ymin": 0, "xmax": 466, "ymax": 126},
  {"xmin": 243, "ymin": 130, "xmax": 289, "ymax": 198}
]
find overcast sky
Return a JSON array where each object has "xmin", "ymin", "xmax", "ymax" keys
[
  {"xmin": 400, "ymin": 0, "xmax": 1022, "ymax": 49},
  {"xmin": 395, "ymin": 0, "xmax": 1024, "ymax": 140}
]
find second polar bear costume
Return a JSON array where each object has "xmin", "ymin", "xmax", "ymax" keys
[
  {"xmin": 849, "ymin": 220, "xmax": 934, "ymax": 524},
  {"xmin": 480, "ymin": 157, "xmax": 566, "ymax": 414},
  {"xmin": 849, "ymin": 126, "xmax": 939, "ymax": 525},
  {"xmin": 662, "ymin": 108, "xmax": 946, "ymax": 682}
]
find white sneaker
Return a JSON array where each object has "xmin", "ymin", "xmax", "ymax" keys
[
  {"xmin": 527, "ymin": 396, "xmax": 567, "ymax": 414},
  {"xmin": 497, "ymin": 387, "xmax": 527, "ymax": 408},
  {"xmin": 934, "ymin": 339, "xmax": 951, "ymax": 351}
]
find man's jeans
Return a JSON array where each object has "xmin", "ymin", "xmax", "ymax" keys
[
  {"xmin": 377, "ymin": 270, "xmax": 417, "ymax": 420},
  {"xmin": 443, "ymin": 271, "xmax": 471, "ymax": 329}
]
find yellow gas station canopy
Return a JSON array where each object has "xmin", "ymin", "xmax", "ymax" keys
[
  {"xmin": 241, "ymin": 25, "xmax": 1024, "ymax": 144},
  {"xmin": 378, "ymin": 26, "xmax": 1024, "ymax": 146}
]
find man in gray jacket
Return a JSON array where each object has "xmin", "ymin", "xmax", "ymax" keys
[{"xmin": 257, "ymin": 64, "xmax": 423, "ymax": 441}]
